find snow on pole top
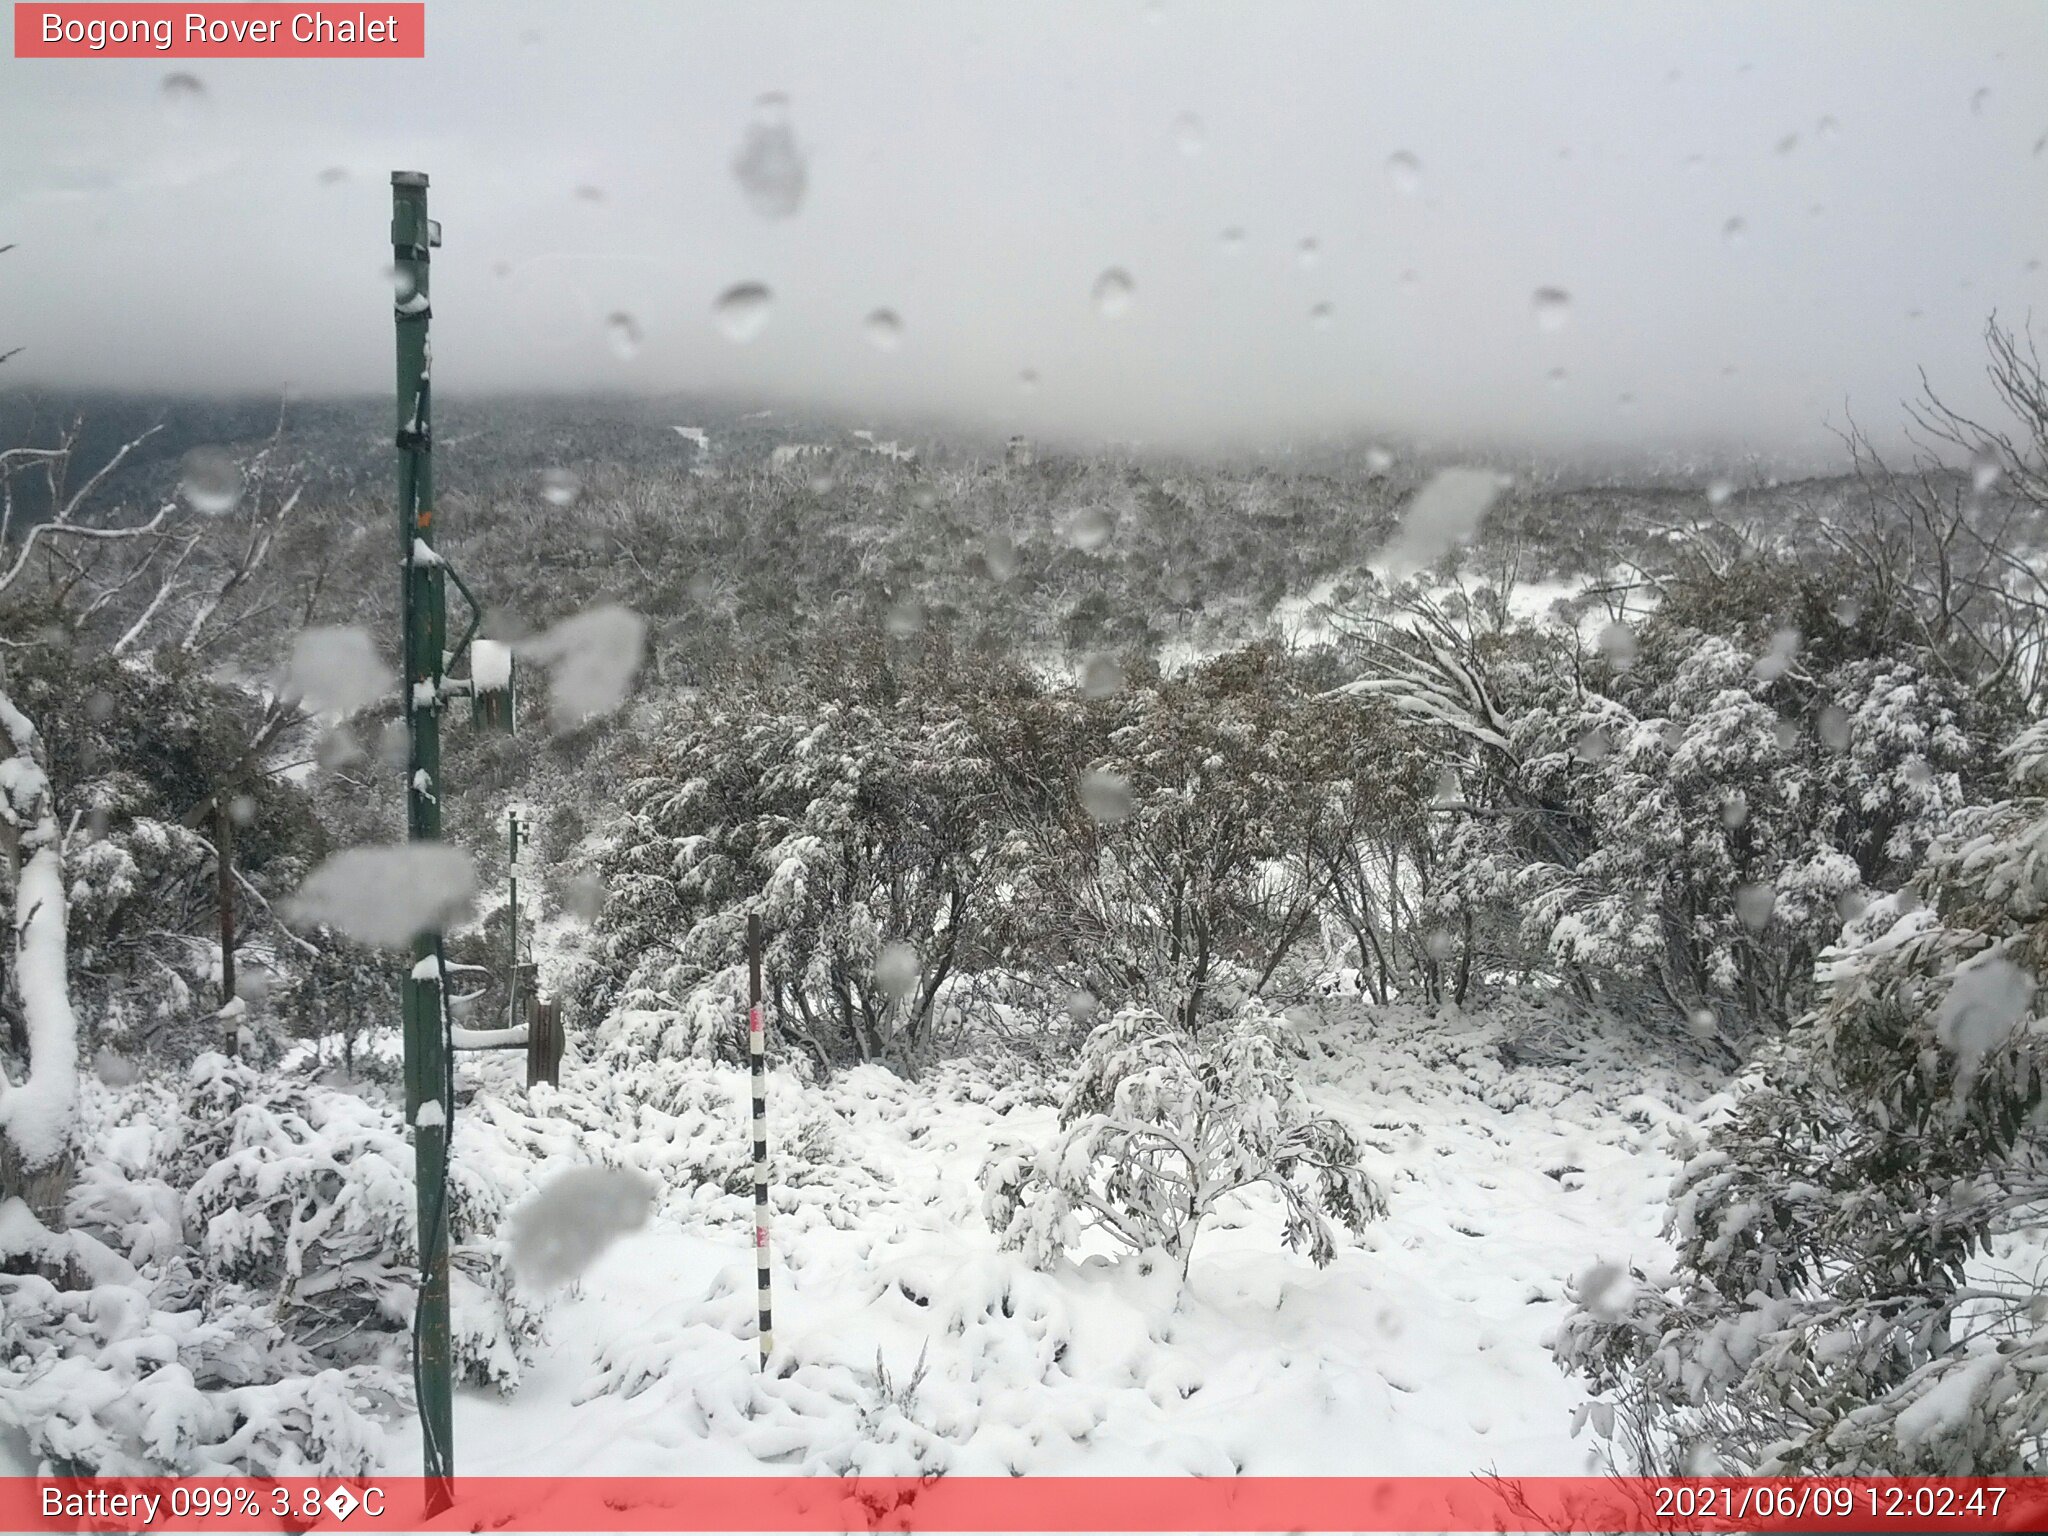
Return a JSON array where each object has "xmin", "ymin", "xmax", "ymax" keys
[{"xmin": 470, "ymin": 638, "xmax": 513, "ymax": 693}]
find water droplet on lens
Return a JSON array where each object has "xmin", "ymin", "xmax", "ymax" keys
[
  {"xmin": 1706, "ymin": 479, "xmax": 1734, "ymax": 506},
  {"xmin": 1092, "ymin": 268, "xmax": 1135, "ymax": 319},
  {"xmin": 715, "ymin": 282, "xmax": 774, "ymax": 342},
  {"xmin": 1817, "ymin": 705, "xmax": 1851, "ymax": 751},
  {"xmin": 160, "ymin": 72, "xmax": 208, "ymax": 127},
  {"xmin": 984, "ymin": 532, "xmax": 1019, "ymax": 582},
  {"xmin": 1736, "ymin": 883, "xmax": 1777, "ymax": 932},
  {"xmin": 1970, "ymin": 446, "xmax": 2001, "ymax": 493},
  {"xmin": 317, "ymin": 166, "xmax": 348, "ymax": 186},
  {"xmin": 1971, "ymin": 87, "xmax": 1991, "ymax": 116},
  {"xmin": 1754, "ymin": 627, "xmax": 1801, "ymax": 682},
  {"xmin": 885, "ymin": 598, "xmax": 925, "ymax": 638},
  {"xmin": 874, "ymin": 941, "xmax": 922, "ymax": 1001},
  {"xmin": 1172, "ymin": 113, "xmax": 1205, "ymax": 155},
  {"xmin": 1597, "ymin": 620, "xmax": 1637, "ymax": 670},
  {"xmin": 1068, "ymin": 506, "xmax": 1113, "ymax": 551},
  {"xmin": 1775, "ymin": 133, "xmax": 1800, "ymax": 155},
  {"xmin": 1722, "ymin": 216, "xmax": 1748, "ymax": 244},
  {"xmin": 1309, "ymin": 301, "xmax": 1334, "ymax": 330},
  {"xmin": 1079, "ymin": 768, "xmax": 1133, "ymax": 825},
  {"xmin": 1017, "ymin": 368, "xmax": 1040, "ymax": 394},
  {"xmin": 733, "ymin": 91, "xmax": 807, "ymax": 219},
  {"xmin": 1385, "ymin": 151, "xmax": 1421, "ymax": 196},
  {"xmin": 1532, "ymin": 286, "xmax": 1571, "ymax": 332},
  {"xmin": 1081, "ymin": 654, "xmax": 1125, "ymax": 697},
  {"xmin": 540, "ymin": 467, "xmax": 581, "ymax": 507},
  {"xmin": 1297, "ymin": 237, "xmax": 1321, "ymax": 268},
  {"xmin": 1546, "ymin": 367, "xmax": 1568, "ymax": 389},
  {"xmin": 179, "ymin": 447, "xmax": 242, "ymax": 515},
  {"xmin": 566, "ymin": 871, "xmax": 605, "ymax": 923},
  {"xmin": 863, "ymin": 308, "xmax": 904, "ymax": 351},
  {"xmin": 1817, "ymin": 115, "xmax": 1841, "ymax": 141},
  {"xmin": 606, "ymin": 312, "xmax": 641, "ymax": 359},
  {"xmin": 1219, "ymin": 227, "xmax": 1246, "ymax": 255}
]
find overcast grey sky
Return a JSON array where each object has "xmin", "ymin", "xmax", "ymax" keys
[{"xmin": 2, "ymin": 0, "xmax": 2044, "ymax": 461}]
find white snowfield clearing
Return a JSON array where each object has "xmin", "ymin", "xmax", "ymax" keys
[{"xmin": 400, "ymin": 1003, "xmax": 1711, "ymax": 1479}]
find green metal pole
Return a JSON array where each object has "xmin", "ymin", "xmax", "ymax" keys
[
  {"xmin": 392, "ymin": 169, "xmax": 453, "ymax": 1509},
  {"xmin": 507, "ymin": 810, "xmax": 519, "ymax": 1029}
]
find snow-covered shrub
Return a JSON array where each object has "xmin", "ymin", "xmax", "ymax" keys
[
  {"xmin": 982, "ymin": 999, "xmax": 1384, "ymax": 1280},
  {"xmin": 0, "ymin": 1055, "xmax": 548, "ymax": 1475},
  {"xmin": 1554, "ymin": 720, "xmax": 2048, "ymax": 1474},
  {"xmin": 1344, "ymin": 565, "xmax": 1996, "ymax": 1040},
  {"xmin": 0, "ymin": 1199, "xmax": 398, "ymax": 1475}
]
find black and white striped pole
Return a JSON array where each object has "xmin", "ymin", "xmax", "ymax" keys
[{"xmin": 748, "ymin": 912, "xmax": 774, "ymax": 1367}]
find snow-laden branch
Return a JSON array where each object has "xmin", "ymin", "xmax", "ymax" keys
[{"xmin": 0, "ymin": 500, "xmax": 173, "ymax": 599}]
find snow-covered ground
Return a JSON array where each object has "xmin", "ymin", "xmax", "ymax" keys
[{"xmin": 386, "ymin": 1002, "xmax": 1712, "ymax": 1479}]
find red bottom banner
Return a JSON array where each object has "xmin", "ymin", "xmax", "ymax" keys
[{"xmin": 5, "ymin": 1476, "xmax": 2046, "ymax": 1534}]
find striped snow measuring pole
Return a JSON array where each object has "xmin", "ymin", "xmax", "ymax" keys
[{"xmin": 748, "ymin": 912, "xmax": 773, "ymax": 1366}]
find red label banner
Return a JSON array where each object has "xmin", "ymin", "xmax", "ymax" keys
[
  {"xmin": 13, "ymin": 5, "xmax": 424, "ymax": 58},
  {"xmin": 2, "ymin": 1476, "xmax": 2046, "ymax": 1533}
]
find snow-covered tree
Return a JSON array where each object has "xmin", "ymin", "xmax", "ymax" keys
[
  {"xmin": 0, "ymin": 678, "xmax": 77, "ymax": 1219},
  {"xmin": 1338, "ymin": 557, "xmax": 2001, "ymax": 1042},
  {"xmin": 596, "ymin": 654, "xmax": 1010, "ymax": 1073},
  {"xmin": 1554, "ymin": 719, "xmax": 2048, "ymax": 1473}
]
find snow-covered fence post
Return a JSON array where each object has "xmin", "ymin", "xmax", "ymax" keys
[
  {"xmin": 523, "ymin": 994, "xmax": 563, "ymax": 1089},
  {"xmin": 392, "ymin": 169, "xmax": 454, "ymax": 1509},
  {"xmin": 749, "ymin": 911, "xmax": 774, "ymax": 1366}
]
